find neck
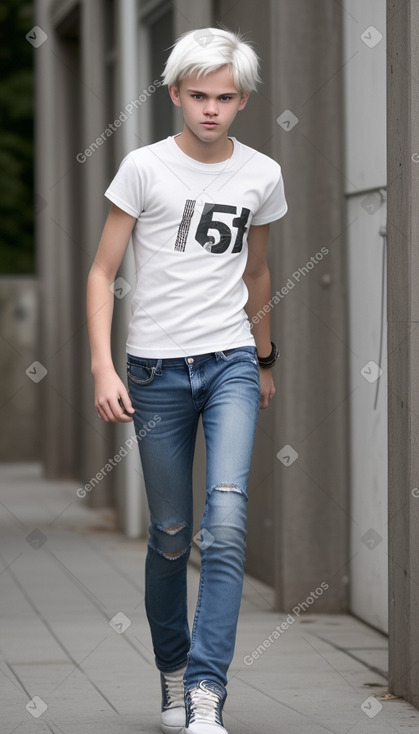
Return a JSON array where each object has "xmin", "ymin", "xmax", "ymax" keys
[{"xmin": 174, "ymin": 127, "xmax": 233, "ymax": 163}]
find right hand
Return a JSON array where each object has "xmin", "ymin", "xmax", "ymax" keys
[{"xmin": 93, "ymin": 367, "xmax": 135, "ymax": 423}]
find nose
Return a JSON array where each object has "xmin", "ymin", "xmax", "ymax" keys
[{"xmin": 203, "ymin": 98, "xmax": 218, "ymax": 116}]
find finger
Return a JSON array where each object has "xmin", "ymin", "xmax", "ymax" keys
[
  {"xmin": 97, "ymin": 400, "xmax": 115, "ymax": 422},
  {"xmin": 106, "ymin": 397, "xmax": 123, "ymax": 421},
  {"xmin": 119, "ymin": 390, "xmax": 135, "ymax": 415},
  {"xmin": 110, "ymin": 397, "xmax": 134, "ymax": 423},
  {"xmin": 263, "ymin": 392, "xmax": 271, "ymax": 408},
  {"xmin": 97, "ymin": 399, "xmax": 133, "ymax": 423}
]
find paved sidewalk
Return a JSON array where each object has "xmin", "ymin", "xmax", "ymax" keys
[{"xmin": 0, "ymin": 463, "xmax": 417, "ymax": 734}]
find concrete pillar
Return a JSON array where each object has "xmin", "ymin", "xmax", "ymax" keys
[
  {"xmin": 34, "ymin": 0, "xmax": 56, "ymax": 474},
  {"xmin": 112, "ymin": 0, "xmax": 147, "ymax": 536},
  {"xmin": 387, "ymin": 0, "xmax": 419, "ymax": 707},
  {"xmin": 78, "ymin": 0, "xmax": 114, "ymax": 505},
  {"xmin": 35, "ymin": 0, "xmax": 82, "ymax": 479},
  {"xmin": 270, "ymin": 0, "xmax": 350, "ymax": 611}
]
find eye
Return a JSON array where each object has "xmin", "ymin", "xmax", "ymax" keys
[
  {"xmin": 191, "ymin": 93, "xmax": 203, "ymax": 100},
  {"xmin": 220, "ymin": 96, "xmax": 232, "ymax": 102}
]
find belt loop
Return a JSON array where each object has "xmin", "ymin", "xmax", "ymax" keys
[{"xmin": 155, "ymin": 359, "xmax": 163, "ymax": 374}]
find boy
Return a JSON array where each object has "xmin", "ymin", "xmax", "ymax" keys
[{"xmin": 86, "ymin": 27, "xmax": 287, "ymax": 734}]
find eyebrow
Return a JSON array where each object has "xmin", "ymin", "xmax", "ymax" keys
[{"xmin": 186, "ymin": 89, "xmax": 239, "ymax": 96}]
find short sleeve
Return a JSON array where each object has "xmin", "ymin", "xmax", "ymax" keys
[
  {"xmin": 104, "ymin": 153, "xmax": 143, "ymax": 218},
  {"xmin": 251, "ymin": 166, "xmax": 288, "ymax": 226}
]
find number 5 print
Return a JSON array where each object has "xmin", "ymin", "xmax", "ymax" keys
[{"xmin": 174, "ymin": 200, "xmax": 251, "ymax": 254}]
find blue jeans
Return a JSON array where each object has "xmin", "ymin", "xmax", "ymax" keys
[{"xmin": 126, "ymin": 346, "xmax": 260, "ymax": 695}]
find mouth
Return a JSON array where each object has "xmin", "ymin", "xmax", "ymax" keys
[{"xmin": 201, "ymin": 122, "xmax": 218, "ymax": 127}]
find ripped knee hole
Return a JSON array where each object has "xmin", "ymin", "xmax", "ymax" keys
[
  {"xmin": 213, "ymin": 483, "xmax": 244, "ymax": 494},
  {"xmin": 163, "ymin": 548, "xmax": 187, "ymax": 559}
]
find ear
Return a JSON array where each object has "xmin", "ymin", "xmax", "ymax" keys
[
  {"xmin": 168, "ymin": 84, "xmax": 182, "ymax": 107},
  {"xmin": 238, "ymin": 91, "xmax": 250, "ymax": 111}
]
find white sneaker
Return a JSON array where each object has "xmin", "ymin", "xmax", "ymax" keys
[
  {"xmin": 185, "ymin": 680, "xmax": 228, "ymax": 734},
  {"xmin": 160, "ymin": 666, "xmax": 186, "ymax": 734}
]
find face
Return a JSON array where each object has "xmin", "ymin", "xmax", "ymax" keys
[{"xmin": 168, "ymin": 65, "xmax": 250, "ymax": 145}]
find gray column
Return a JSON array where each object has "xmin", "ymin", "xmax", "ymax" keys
[
  {"xmin": 35, "ymin": 0, "xmax": 80, "ymax": 479},
  {"xmin": 387, "ymin": 0, "xmax": 419, "ymax": 707},
  {"xmin": 35, "ymin": 0, "xmax": 57, "ymax": 475},
  {"xmin": 79, "ymin": 0, "xmax": 114, "ymax": 506},
  {"xmin": 270, "ymin": 0, "xmax": 349, "ymax": 612},
  {"xmin": 35, "ymin": 0, "xmax": 112, "ymax": 501},
  {"xmin": 113, "ymin": 0, "xmax": 146, "ymax": 535}
]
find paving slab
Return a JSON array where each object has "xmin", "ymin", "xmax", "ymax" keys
[{"xmin": 0, "ymin": 463, "xmax": 418, "ymax": 733}]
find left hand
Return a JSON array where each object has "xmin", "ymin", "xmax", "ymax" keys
[{"xmin": 258, "ymin": 367, "xmax": 276, "ymax": 409}]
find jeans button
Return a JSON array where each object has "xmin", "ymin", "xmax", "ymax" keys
[{"xmin": 187, "ymin": 357, "xmax": 194, "ymax": 364}]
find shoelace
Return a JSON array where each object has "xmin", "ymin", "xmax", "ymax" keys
[
  {"xmin": 163, "ymin": 671, "xmax": 185, "ymax": 709},
  {"xmin": 188, "ymin": 683, "xmax": 222, "ymax": 725}
]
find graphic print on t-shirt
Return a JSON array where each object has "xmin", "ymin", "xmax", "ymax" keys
[
  {"xmin": 174, "ymin": 198, "xmax": 251, "ymax": 255},
  {"xmin": 104, "ymin": 135, "xmax": 288, "ymax": 357}
]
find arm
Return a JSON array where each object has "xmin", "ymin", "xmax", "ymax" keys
[
  {"xmin": 243, "ymin": 223, "xmax": 276, "ymax": 409},
  {"xmin": 86, "ymin": 203, "xmax": 137, "ymax": 422}
]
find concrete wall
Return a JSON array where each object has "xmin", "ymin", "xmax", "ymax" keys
[
  {"xmin": 387, "ymin": 0, "xmax": 419, "ymax": 708},
  {"xmin": 343, "ymin": 0, "xmax": 388, "ymax": 633},
  {"xmin": 271, "ymin": 0, "xmax": 349, "ymax": 612}
]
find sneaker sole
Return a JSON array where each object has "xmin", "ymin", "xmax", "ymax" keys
[{"xmin": 160, "ymin": 723, "xmax": 185, "ymax": 734}]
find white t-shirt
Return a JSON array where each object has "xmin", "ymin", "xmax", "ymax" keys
[{"xmin": 104, "ymin": 134, "xmax": 288, "ymax": 357}]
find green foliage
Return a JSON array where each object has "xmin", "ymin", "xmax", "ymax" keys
[{"xmin": 0, "ymin": 0, "xmax": 34, "ymax": 273}]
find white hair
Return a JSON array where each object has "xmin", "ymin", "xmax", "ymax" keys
[{"xmin": 161, "ymin": 27, "xmax": 261, "ymax": 93}]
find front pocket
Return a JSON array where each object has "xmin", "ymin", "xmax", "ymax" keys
[
  {"xmin": 127, "ymin": 363, "xmax": 156, "ymax": 385},
  {"xmin": 219, "ymin": 349, "xmax": 258, "ymax": 366}
]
